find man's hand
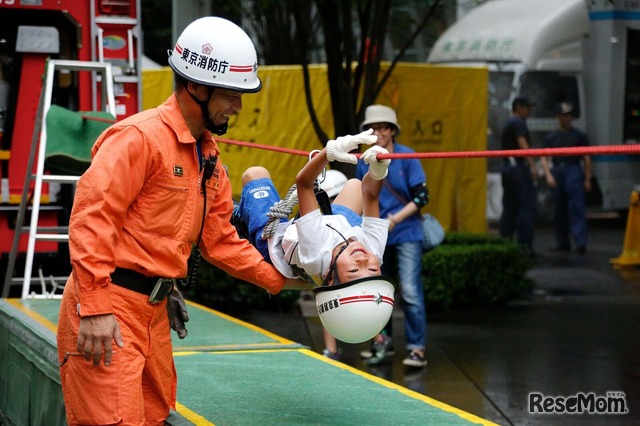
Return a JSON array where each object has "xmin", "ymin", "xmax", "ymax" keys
[
  {"xmin": 167, "ymin": 286, "xmax": 189, "ymax": 339},
  {"xmin": 545, "ymin": 174, "xmax": 556, "ymax": 188},
  {"xmin": 326, "ymin": 129, "xmax": 377, "ymax": 164},
  {"xmin": 77, "ymin": 313, "xmax": 124, "ymax": 367},
  {"xmin": 362, "ymin": 145, "xmax": 390, "ymax": 180}
]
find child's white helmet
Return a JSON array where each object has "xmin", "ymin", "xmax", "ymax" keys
[
  {"xmin": 313, "ymin": 276, "xmax": 395, "ymax": 343},
  {"xmin": 168, "ymin": 17, "xmax": 262, "ymax": 93}
]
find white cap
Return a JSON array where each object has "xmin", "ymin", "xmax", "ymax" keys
[{"xmin": 556, "ymin": 102, "xmax": 574, "ymax": 115}]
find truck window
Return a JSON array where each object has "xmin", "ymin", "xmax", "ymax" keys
[
  {"xmin": 519, "ymin": 72, "xmax": 580, "ymax": 119},
  {"xmin": 488, "ymin": 71, "xmax": 514, "ymax": 143}
]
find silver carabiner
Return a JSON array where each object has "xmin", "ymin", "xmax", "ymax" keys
[{"xmin": 308, "ymin": 149, "xmax": 326, "ymax": 184}]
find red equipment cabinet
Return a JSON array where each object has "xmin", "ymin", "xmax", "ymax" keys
[{"xmin": 0, "ymin": 0, "xmax": 141, "ymax": 263}]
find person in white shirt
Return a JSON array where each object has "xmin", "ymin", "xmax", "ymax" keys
[{"xmin": 235, "ymin": 130, "xmax": 391, "ymax": 289}]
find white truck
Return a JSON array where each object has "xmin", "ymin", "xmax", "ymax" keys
[{"xmin": 428, "ymin": 0, "xmax": 640, "ymax": 213}]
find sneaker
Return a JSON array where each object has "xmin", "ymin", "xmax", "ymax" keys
[
  {"xmin": 322, "ymin": 348, "xmax": 341, "ymax": 361},
  {"xmin": 360, "ymin": 337, "xmax": 395, "ymax": 359},
  {"xmin": 366, "ymin": 335, "xmax": 394, "ymax": 365},
  {"xmin": 360, "ymin": 347, "xmax": 396, "ymax": 359},
  {"xmin": 402, "ymin": 350, "xmax": 428, "ymax": 368}
]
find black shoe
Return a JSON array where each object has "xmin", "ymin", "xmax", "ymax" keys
[
  {"xmin": 576, "ymin": 246, "xmax": 587, "ymax": 254},
  {"xmin": 550, "ymin": 245, "xmax": 571, "ymax": 252},
  {"xmin": 230, "ymin": 202, "xmax": 249, "ymax": 240},
  {"xmin": 402, "ymin": 350, "xmax": 428, "ymax": 368}
]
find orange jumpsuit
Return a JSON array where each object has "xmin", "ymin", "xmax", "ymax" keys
[{"xmin": 57, "ymin": 94, "xmax": 285, "ymax": 425}]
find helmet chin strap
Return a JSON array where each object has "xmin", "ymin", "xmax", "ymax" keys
[
  {"xmin": 187, "ymin": 87, "xmax": 229, "ymax": 136},
  {"xmin": 201, "ymin": 104, "xmax": 228, "ymax": 136}
]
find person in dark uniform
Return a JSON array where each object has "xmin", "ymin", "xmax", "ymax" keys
[
  {"xmin": 541, "ymin": 102, "xmax": 591, "ymax": 253},
  {"xmin": 499, "ymin": 97, "xmax": 537, "ymax": 254}
]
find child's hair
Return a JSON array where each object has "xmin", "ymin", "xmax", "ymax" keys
[
  {"xmin": 328, "ymin": 263, "xmax": 341, "ymax": 286},
  {"xmin": 323, "ymin": 242, "xmax": 348, "ymax": 286}
]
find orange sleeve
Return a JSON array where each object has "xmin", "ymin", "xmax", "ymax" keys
[
  {"xmin": 199, "ymin": 169, "xmax": 286, "ymax": 295},
  {"xmin": 69, "ymin": 126, "xmax": 153, "ymax": 316}
]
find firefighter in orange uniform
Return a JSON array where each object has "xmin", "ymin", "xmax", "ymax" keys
[{"xmin": 56, "ymin": 17, "xmax": 304, "ymax": 425}]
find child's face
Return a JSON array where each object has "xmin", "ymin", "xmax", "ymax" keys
[{"xmin": 332, "ymin": 241, "xmax": 382, "ymax": 283}]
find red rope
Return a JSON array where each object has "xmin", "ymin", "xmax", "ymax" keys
[
  {"xmin": 80, "ymin": 115, "xmax": 117, "ymax": 124},
  {"xmin": 216, "ymin": 137, "xmax": 640, "ymax": 160},
  {"xmin": 216, "ymin": 138, "xmax": 310, "ymax": 157}
]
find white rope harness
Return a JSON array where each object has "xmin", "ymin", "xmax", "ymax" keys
[{"xmin": 260, "ymin": 184, "xmax": 299, "ymax": 240}]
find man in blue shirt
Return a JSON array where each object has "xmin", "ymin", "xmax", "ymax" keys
[
  {"xmin": 541, "ymin": 102, "xmax": 591, "ymax": 253},
  {"xmin": 356, "ymin": 105, "xmax": 429, "ymax": 368},
  {"xmin": 499, "ymin": 97, "xmax": 537, "ymax": 254}
]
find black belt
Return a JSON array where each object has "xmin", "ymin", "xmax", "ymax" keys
[
  {"xmin": 111, "ymin": 268, "xmax": 174, "ymax": 303},
  {"xmin": 111, "ymin": 267, "xmax": 158, "ymax": 295}
]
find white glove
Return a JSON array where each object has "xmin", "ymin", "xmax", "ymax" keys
[
  {"xmin": 362, "ymin": 145, "xmax": 390, "ymax": 180},
  {"xmin": 326, "ymin": 129, "xmax": 377, "ymax": 164}
]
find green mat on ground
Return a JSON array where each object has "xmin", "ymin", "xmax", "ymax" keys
[
  {"xmin": 174, "ymin": 351, "xmax": 482, "ymax": 426},
  {"xmin": 20, "ymin": 299, "xmax": 61, "ymax": 326},
  {"xmin": 44, "ymin": 105, "xmax": 115, "ymax": 175},
  {"xmin": 2, "ymin": 299, "xmax": 492, "ymax": 426},
  {"xmin": 172, "ymin": 302, "xmax": 304, "ymax": 351}
]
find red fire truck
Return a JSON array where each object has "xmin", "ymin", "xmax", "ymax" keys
[{"xmin": 0, "ymin": 0, "xmax": 141, "ymax": 294}]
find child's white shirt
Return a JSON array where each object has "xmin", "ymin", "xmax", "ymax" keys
[{"xmin": 267, "ymin": 209, "xmax": 389, "ymax": 279}]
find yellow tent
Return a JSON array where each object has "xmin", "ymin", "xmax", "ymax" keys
[{"xmin": 142, "ymin": 63, "xmax": 488, "ymax": 233}]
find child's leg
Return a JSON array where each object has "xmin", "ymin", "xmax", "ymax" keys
[
  {"xmin": 322, "ymin": 328, "xmax": 340, "ymax": 358},
  {"xmin": 239, "ymin": 167, "xmax": 282, "ymax": 261},
  {"xmin": 332, "ymin": 178, "xmax": 363, "ymax": 215},
  {"xmin": 242, "ymin": 166, "xmax": 270, "ymax": 185}
]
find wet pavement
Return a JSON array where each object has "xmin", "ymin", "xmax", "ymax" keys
[{"xmin": 242, "ymin": 215, "xmax": 640, "ymax": 425}]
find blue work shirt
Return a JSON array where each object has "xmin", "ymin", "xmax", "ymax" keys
[
  {"xmin": 501, "ymin": 116, "xmax": 530, "ymax": 164},
  {"xmin": 356, "ymin": 142, "xmax": 426, "ymax": 246},
  {"xmin": 543, "ymin": 127, "xmax": 589, "ymax": 166}
]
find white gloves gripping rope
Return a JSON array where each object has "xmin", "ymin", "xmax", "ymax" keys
[
  {"xmin": 325, "ymin": 129, "xmax": 377, "ymax": 164},
  {"xmin": 362, "ymin": 145, "xmax": 391, "ymax": 180}
]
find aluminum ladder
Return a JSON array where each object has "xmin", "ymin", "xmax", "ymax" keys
[{"xmin": 1, "ymin": 60, "xmax": 116, "ymax": 299}]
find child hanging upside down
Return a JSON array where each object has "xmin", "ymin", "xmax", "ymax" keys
[{"xmin": 235, "ymin": 129, "xmax": 392, "ymax": 288}]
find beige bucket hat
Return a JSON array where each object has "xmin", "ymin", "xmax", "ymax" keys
[{"xmin": 360, "ymin": 104, "xmax": 401, "ymax": 135}]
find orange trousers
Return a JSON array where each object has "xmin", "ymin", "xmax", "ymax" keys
[{"xmin": 57, "ymin": 279, "xmax": 176, "ymax": 426}]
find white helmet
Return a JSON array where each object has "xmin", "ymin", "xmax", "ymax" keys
[
  {"xmin": 168, "ymin": 17, "xmax": 261, "ymax": 93},
  {"xmin": 318, "ymin": 169, "xmax": 348, "ymax": 199},
  {"xmin": 313, "ymin": 276, "xmax": 395, "ymax": 344}
]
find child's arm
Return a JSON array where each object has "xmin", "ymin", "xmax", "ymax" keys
[
  {"xmin": 362, "ymin": 172, "xmax": 382, "ymax": 218},
  {"xmin": 296, "ymin": 150, "xmax": 330, "ymax": 216},
  {"xmin": 296, "ymin": 130, "xmax": 377, "ymax": 217},
  {"xmin": 361, "ymin": 145, "xmax": 391, "ymax": 218}
]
